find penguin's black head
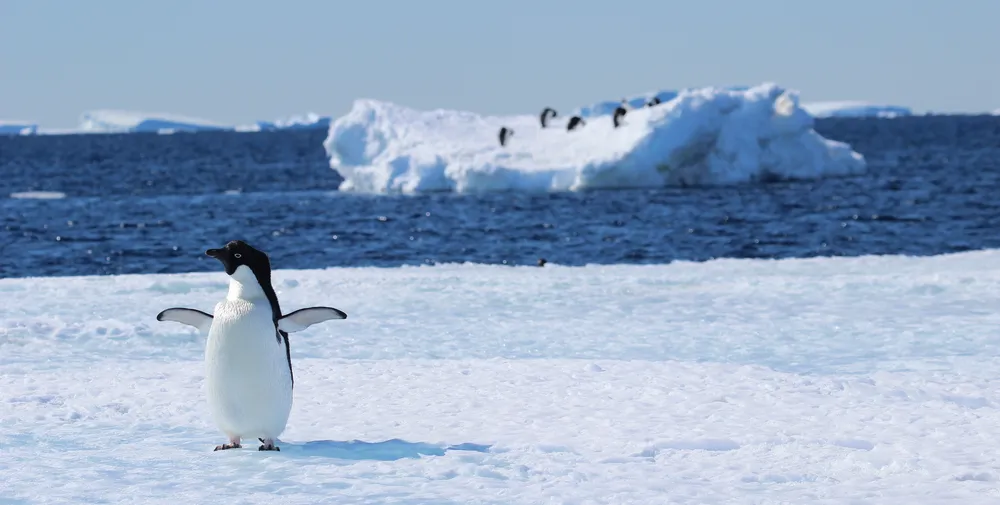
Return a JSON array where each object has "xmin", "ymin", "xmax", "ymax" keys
[{"xmin": 206, "ymin": 240, "xmax": 271, "ymax": 277}]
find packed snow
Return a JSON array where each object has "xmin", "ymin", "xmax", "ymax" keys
[
  {"xmin": 3, "ymin": 250, "xmax": 1000, "ymax": 503},
  {"xmin": 323, "ymin": 83, "xmax": 867, "ymax": 194},
  {"xmin": 0, "ymin": 120, "xmax": 38, "ymax": 135},
  {"xmin": 801, "ymin": 101, "xmax": 913, "ymax": 118}
]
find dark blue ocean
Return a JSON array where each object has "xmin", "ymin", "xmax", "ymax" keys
[{"xmin": 2, "ymin": 115, "xmax": 1000, "ymax": 279}]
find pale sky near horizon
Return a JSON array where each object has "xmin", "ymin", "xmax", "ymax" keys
[{"xmin": 1, "ymin": 0, "xmax": 997, "ymax": 128}]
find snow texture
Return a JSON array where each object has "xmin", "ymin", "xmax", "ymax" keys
[
  {"xmin": 801, "ymin": 101, "xmax": 913, "ymax": 118},
  {"xmin": 3, "ymin": 250, "xmax": 1000, "ymax": 503},
  {"xmin": 323, "ymin": 83, "xmax": 867, "ymax": 194}
]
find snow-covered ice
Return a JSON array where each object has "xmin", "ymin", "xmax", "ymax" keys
[
  {"xmin": 78, "ymin": 109, "xmax": 233, "ymax": 134},
  {"xmin": 801, "ymin": 101, "xmax": 913, "ymax": 118},
  {"xmin": 3, "ymin": 250, "xmax": 1000, "ymax": 503},
  {"xmin": 28, "ymin": 111, "xmax": 332, "ymax": 135},
  {"xmin": 238, "ymin": 112, "xmax": 333, "ymax": 132},
  {"xmin": 323, "ymin": 83, "xmax": 867, "ymax": 194}
]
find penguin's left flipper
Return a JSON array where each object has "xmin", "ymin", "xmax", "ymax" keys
[
  {"xmin": 156, "ymin": 308, "xmax": 214, "ymax": 334},
  {"xmin": 278, "ymin": 307, "xmax": 347, "ymax": 333}
]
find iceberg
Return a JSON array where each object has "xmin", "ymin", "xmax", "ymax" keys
[
  {"xmin": 801, "ymin": 101, "xmax": 912, "ymax": 118},
  {"xmin": 239, "ymin": 112, "xmax": 332, "ymax": 132},
  {"xmin": 572, "ymin": 86, "xmax": 751, "ymax": 118},
  {"xmin": 77, "ymin": 109, "xmax": 233, "ymax": 134},
  {"xmin": 323, "ymin": 83, "xmax": 867, "ymax": 194},
  {"xmin": 0, "ymin": 120, "xmax": 38, "ymax": 135},
  {"xmin": 60, "ymin": 110, "xmax": 333, "ymax": 134}
]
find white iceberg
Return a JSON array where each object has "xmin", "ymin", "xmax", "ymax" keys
[
  {"xmin": 77, "ymin": 110, "xmax": 233, "ymax": 134},
  {"xmin": 801, "ymin": 101, "xmax": 912, "ymax": 118},
  {"xmin": 323, "ymin": 83, "xmax": 867, "ymax": 194},
  {"xmin": 0, "ymin": 120, "xmax": 38, "ymax": 135},
  {"xmin": 238, "ymin": 112, "xmax": 332, "ymax": 132}
]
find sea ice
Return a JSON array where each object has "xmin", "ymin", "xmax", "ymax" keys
[{"xmin": 2, "ymin": 250, "xmax": 1000, "ymax": 503}]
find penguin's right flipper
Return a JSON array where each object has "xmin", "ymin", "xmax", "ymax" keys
[
  {"xmin": 156, "ymin": 308, "xmax": 214, "ymax": 334},
  {"xmin": 278, "ymin": 307, "xmax": 347, "ymax": 333}
]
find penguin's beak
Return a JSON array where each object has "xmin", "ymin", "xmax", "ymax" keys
[{"xmin": 206, "ymin": 248, "xmax": 224, "ymax": 258}]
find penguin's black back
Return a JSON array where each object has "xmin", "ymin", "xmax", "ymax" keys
[
  {"xmin": 216, "ymin": 240, "xmax": 294, "ymax": 386},
  {"xmin": 613, "ymin": 106, "xmax": 627, "ymax": 128}
]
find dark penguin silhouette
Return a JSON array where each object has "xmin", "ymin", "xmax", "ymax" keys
[
  {"xmin": 537, "ymin": 258, "xmax": 547, "ymax": 267},
  {"xmin": 540, "ymin": 107, "xmax": 557, "ymax": 128},
  {"xmin": 566, "ymin": 116, "xmax": 585, "ymax": 131},
  {"xmin": 647, "ymin": 97, "xmax": 662, "ymax": 107},
  {"xmin": 613, "ymin": 106, "xmax": 627, "ymax": 128},
  {"xmin": 498, "ymin": 126, "xmax": 514, "ymax": 147}
]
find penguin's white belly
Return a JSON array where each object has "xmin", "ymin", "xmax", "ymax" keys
[{"xmin": 205, "ymin": 299, "xmax": 292, "ymax": 440}]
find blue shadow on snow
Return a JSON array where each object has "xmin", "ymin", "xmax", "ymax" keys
[{"xmin": 278, "ymin": 438, "xmax": 492, "ymax": 461}]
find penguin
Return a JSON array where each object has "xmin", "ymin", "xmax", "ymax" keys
[
  {"xmin": 566, "ymin": 116, "xmax": 585, "ymax": 131},
  {"xmin": 647, "ymin": 97, "xmax": 662, "ymax": 107},
  {"xmin": 498, "ymin": 126, "xmax": 513, "ymax": 147},
  {"xmin": 540, "ymin": 107, "xmax": 557, "ymax": 128},
  {"xmin": 612, "ymin": 106, "xmax": 627, "ymax": 128},
  {"xmin": 156, "ymin": 240, "xmax": 347, "ymax": 452}
]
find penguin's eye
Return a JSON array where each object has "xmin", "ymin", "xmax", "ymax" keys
[{"xmin": 234, "ymin": 253, "xmax": 242, "ymax": 259}]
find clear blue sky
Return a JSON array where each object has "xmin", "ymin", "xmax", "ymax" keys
[{"xmin": 1, "ymin": 0, "xmax": 997, "ymax": 128}]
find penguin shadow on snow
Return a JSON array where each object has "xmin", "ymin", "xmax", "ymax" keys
[{"xmin": 274, "ymin": 439, "xmax": 493, "ymax": 461}]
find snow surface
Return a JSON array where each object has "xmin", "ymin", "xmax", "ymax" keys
[
  {"xmin": 3, "ymin": 250, "xmax": 1000, "ymax": 503},
  {"xmin": 801, "ymin": 101, "xmax": 913, "ymax": 118},
  {"xmin": 323, "ymin": 83, "xmax": 867, "ymax": 194},
  {"xmin": 0, "ymin": 120, "xmax": 38, "ymax": 135}
]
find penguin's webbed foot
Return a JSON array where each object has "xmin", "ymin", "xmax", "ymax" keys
[
  {"xmin": 213, "ymin": 443, "xmax": 242, "ymax": 451},
  {"xmin": 258, "ymin": 438, "xmax": 280, "ymax": 451}
]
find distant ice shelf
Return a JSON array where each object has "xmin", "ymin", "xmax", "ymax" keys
[
  {"xmin": 0, "ymin": 120, "xmax": 38, "ymax": 135},
  {"xmin": 800, "ymin": 101, "xmax": 912, "ymax": 118}
]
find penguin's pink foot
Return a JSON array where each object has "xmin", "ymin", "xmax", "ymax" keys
[
  {"xmin": 214, "ymin": 436, "xmax": 242, "ymax": 451},
  {"xmin": 258, "ymin": 438, "xmax": 280, "ymax": 451}
]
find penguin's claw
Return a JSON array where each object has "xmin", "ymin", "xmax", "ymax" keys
[{"xmin": 258, "ymin": 438, "xmax": 280, "ymax": 451}]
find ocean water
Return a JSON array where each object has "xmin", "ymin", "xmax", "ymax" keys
[{"xmin": 2, "ymin": 115, "xmax": 1000, "ymax": 278}]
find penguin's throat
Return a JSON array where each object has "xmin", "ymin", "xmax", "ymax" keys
[{"xmin": 227, "ymin": 265, "xmax": 268, "ymax": 301}]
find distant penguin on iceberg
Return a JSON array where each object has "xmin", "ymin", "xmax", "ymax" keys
[
  {"xmin": 540, "ymin": 107, "xmax": 557, "ymax": 128},
  {"xmin": 612, "ymin": 105, "xmax": 627, "ymax": 128},
  {"xmin": 566, "ymin": 116, "xmax": 585, "ymax": 131},
  {"xmin": 498, "ymin": 126, "xmax": 514, "ymax": 147},
  {"xmin": 647, "ymin": 97, "xmax": 662, "ymax": 107}
]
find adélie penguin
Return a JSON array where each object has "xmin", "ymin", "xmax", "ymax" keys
[{"xmin": 156, "ymin": 240, "xmax": 347, "ymax": 452}]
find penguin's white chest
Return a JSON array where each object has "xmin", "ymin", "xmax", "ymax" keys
[{"xmin": 205, "ymin": 297, "xmax": 292, "ymax": 440}]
